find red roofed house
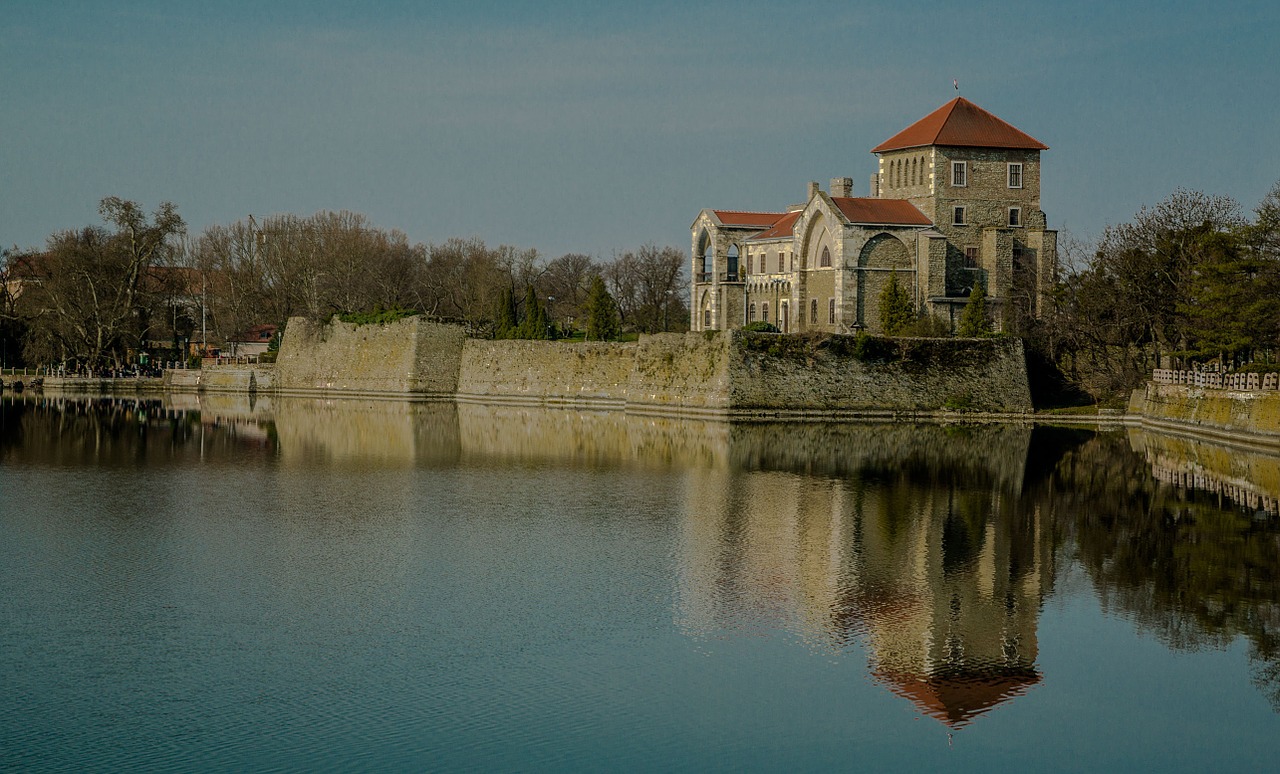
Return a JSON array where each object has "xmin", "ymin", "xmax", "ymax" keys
[{"xmin": 691, "ymin": 97, "xmax": 1057, "ymax": 333}]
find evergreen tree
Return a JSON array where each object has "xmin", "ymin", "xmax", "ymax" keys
[
  {"xmin": 494, "ymin": 285, "xmax": 518, "ymax": 338},
  {"xmin": 879, "ymin": 271, "xmax": 915, "ymax": 336},
  {"xmin": 518, "ymin": 285, "xmax": 549, "ymax": 339},
  {"xmin": 584, "ymin": 276, "xmax": 620, "ymax": 341},
  {"xmin": 957, "ymin": 278, "xmax": 993, "ymax": 338}
]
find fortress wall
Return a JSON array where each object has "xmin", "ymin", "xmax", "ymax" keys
[
  {"xmin": 165, "ymin": 367, "xmax": 274, "ymax": 393},
  {"xmin": 725, "ymin": 334, "xmax": 1033, "ymax": 415},
  {"xmin": 626, "ymin": 332, "xmax": 733, "ymax": 412},
  {"xmin": 267, "ymin": 316, "xmax": 1033, "ymax": 416},
  {"xmin": 1129, "ymin": 383, "xmax": 1280, "ymax": 448},
  {"xmin": 457, "ymin": 339, "xmax": 641, "ymax": 408},
  {"xmin": 275, "ymin": 316, "xmax": 463, "ymax": 396}
]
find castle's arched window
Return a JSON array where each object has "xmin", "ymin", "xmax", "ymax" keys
[
  {"xmin": 810, "ymin": 298, "xmax": 818, "ymax": 325},
  {"xmin": 749, "ymin": 303, "xmax": 756, "ymax": 322},
  {"xmin": 910, "ymin": 158, "xmax": 916, "ymax": 186},
  {"xmin": 762, "ymin": 302, "xmax": 770, "ymax": 323},
  {"xmin": 820, "ymin": 246, "xmax": 831, "ymax": 268},
  {"xmin": 828, "ymin": 298, "xmax": 836, "ymax": 324}
]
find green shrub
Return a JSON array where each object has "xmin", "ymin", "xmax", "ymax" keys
[
  {"xmin": 742, "ymin": 321, "xmax": 780, "ymax": 333},
  {"xmin": 850, "ymin": 333, "xmax": 894, "ymax": 362},
  {"xmin": 335, "ymin": 308, "xmax": 420, "ymax": 326}
]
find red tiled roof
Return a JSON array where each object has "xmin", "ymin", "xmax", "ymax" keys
[
  {"xmin": 712, "ymin": 210, "xmax": 788, "ymax": 227},
  {"xmin": 748, "ymin": 211, "xmax": 803, "ymax": 241},
  {"xmin": 872, "ymin": 97, "xmax": 1048, "ymax": 153},
  {"xmin": 832, "ymin": 197, "xmax": 932, "ymax": 226},
  {"xmin": 874, "ymin": 667, "xmax": 1042, "ymax": 728}
]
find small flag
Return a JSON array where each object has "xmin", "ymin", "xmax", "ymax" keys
[{"xmin": 953, "ymin": 79, "xmax": 959, "ymax": 90}]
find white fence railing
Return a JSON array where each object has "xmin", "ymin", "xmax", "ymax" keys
[{"xmin": 1152, "ymin": 369, "xmax": 1280, "ymax": 391}]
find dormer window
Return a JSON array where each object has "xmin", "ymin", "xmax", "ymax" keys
[
  {"xmin": 1008, "ymin": 163, "xmax": 1023, "ymax": 189},
  {"xmin": 952, "ymin": 161, "xmax": 967, "ymax": 187}
]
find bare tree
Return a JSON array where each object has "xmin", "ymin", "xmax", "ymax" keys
[
  {"xmin": 17, "ymin": 198, "xmax": 184, "ymax": 368},
  {"xmin": 604, "ymin": 244, "xmax": 688, "ymax": 332}
]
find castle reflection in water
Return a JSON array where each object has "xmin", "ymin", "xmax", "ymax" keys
[
  {"xmin": 5, "ymin": 393, "xmax": 1279, "ymax": 726},
  {"xmin": 675, "ymin": 423, "xmax": 1050, "ymax": 727}
]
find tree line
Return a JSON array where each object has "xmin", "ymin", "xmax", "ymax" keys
[
  {"xmin": 0, "ymin": 203, "xmax": 689, "ymax": 369},
  {"xmin": 872, "ymin": 181, "xmax": 1280, "ymax": 403},
  {"xmin": 1039, "ymin": 183, "xmax": 1280, "ymax": 401},
  {"xmin": 5, "ymin": 181, "xmax": 1278, "ymax": 405}
]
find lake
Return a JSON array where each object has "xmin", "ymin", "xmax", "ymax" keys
[{"xmin": 2, "ymin": 394, "xmax": 1279, "ymax": 772}]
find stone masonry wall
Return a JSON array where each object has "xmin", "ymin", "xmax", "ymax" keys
[
  {"xmin": 269, "ymin": 316, "xmax": 1033, "ymax": 416},
  {"xmin": 275, "ymin": 316, "xmax": 463, "ymax": 396},
  {"xmin": 457, "ymin": 332, "xmax": 734, "ymax": 413},
  {"xmin": 726, "ymin": 333, "xmax": 1032, "ymax": 414},
  {"xmin": 1129, "ymin": 382, "xmax": 1280, "ymax": 446}
]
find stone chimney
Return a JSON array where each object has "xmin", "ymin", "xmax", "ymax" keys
[
  {"xmin": 807, "ymin": 181, "xmax": 820, "ymax": 199},
  {"xmin": 830, "ymin": 177, "xmax": 853, "ymax": 198}
]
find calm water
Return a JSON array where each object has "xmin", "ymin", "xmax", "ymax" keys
[{"xmin": 2, "ymin": 395, "xmax": 1279, "ymax": 772}]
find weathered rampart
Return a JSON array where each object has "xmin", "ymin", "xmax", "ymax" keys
[
  {"xmin": 725, "ymin": 334, "xmax": 1031, "ymax": 415},
  {"xmin": 458, "ymin": 332, "xmax": 735, "ymax": 413},
  {"xmin": 275, "ymin": 316, "xmax": 463, "ymax": 397},
  {"xmin": 259, "ymin": 316, "xmax": 1033, "ymax": 416},
  {"xmin": 1129, "ymin": 382, "xmax": 1280, "ymax": 449}
]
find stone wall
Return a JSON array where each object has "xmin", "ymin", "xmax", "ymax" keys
[
  {"xmin": 165, "ymin": 366, "xmax": 274, "ymax": 393},
  {"xmin": 1129, "ymin": 382, "xmax": 1280, "ymax": 448},
  {"xmin": 274, "ymin": 316, "xmax": 464, "ymax": 397},
  {"xmin": 457, "ymin": 332, "xmax": 734, "ymax": 413},
  {"xmin": 726, "ymin": 333, "xmax": 1032, "ymax": 415},
  {"xmin": 267, "ymin": 316, "xmax": 1034, "ymax": 416}
]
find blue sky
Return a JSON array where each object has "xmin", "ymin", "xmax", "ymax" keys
[{"xmin": 3, "ymin": 0, "xmax": 1277, "ymax": 261}]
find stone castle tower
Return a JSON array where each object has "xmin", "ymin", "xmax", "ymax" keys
[{"xmin": 691, "ymin": 97, "xmax": 1058, "ymax": 334}]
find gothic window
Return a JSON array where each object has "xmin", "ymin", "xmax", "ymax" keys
[
  {"xmin": 749, "ymin": 303, "xmax": 756, "ymax": 322},
  {"xmin": 828, "ymin": 298, "xmax": 836, "ymax": 324},
  {"xmin": 703, "ymin": 308, "xmax": 711, "ymax": 327},
  {"xmin": 952, "ymin": 161, "xmax": 967, "ymax": 187},
  {"xmin": 810, "ymin": 298, "xmax": 818, "ymax": 324},
  {"xmin": 820, "ymin": 246, "xmax": 831, "ymax": 268},
  {"xmin": 762, "ymin": 303, "xmax": 770, "ymax": 323},
  {"xmin": 910, "ymin": 158, "xmax": 917, "ymax": 186}
]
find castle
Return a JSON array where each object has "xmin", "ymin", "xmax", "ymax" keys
[{"xmin": 691, "ymin": 97, "xmax": 1057, "ymax": 334}]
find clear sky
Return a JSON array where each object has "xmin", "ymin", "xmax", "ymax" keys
[{"xmin": 3, "ymin": 0, "xmax": 1277, "ymax": 261}]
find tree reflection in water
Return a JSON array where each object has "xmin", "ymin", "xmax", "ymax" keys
[{"xmin": 4, "ymin": 395, "xmax": 1279, "ymax": 720}]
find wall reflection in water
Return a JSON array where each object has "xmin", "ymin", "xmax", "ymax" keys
[
  {"xmin": 5, "ymin": 395, "xmax": 1280, "ymax": 722},
  {"xmin": 678, "ymin": 423, "xmax": 1051, "ymax": 727}
]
